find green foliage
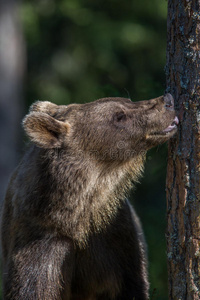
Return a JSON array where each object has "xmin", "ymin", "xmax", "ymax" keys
[
  {"xmin": 21, "ymin": 0, "xmax": 167, "ymax": 105},
  {"xmin": 19, "ymin": 0, "xmax": 168, "ymax": 299}
]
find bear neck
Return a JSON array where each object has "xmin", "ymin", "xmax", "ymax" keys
[{"xmin": 38, "ymin": 148, "xmax": 146, "ymax": 247}]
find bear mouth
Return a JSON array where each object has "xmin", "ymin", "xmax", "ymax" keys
[
  {"xmin": 162, "ymin": 116, "xmax": 179, "ymax": 134},
  {"xmin": 148, "ymin": 116, "xmax": 179, "ymax": 138}
]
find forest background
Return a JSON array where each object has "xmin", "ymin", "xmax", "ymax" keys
[{"xmin": 1, "ymin": 0, "xmax": 169, "ymax": 299}]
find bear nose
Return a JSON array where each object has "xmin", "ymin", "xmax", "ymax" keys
[{"xmin": 164, "ymin": 93, "xmax": 174, "ymax": 109}]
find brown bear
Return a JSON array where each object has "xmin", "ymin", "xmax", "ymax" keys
[{"xmin": 1, "ymin": 94, "xmax": 178, "ymax": 300}]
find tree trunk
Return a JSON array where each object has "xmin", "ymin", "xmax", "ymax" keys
[
  {"xmin": 0, "ymin": 0, "xmax": 25, "ymax": 205},
  {"xmin": 166, "ymin": 0, "xmax": 200, "ymax": 299}
]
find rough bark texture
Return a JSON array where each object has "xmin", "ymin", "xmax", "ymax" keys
[
  {"xmin": 0, "ymin": 0, "xmax": 25, "ymax": 205},
  {"xmin": 166, "ymin": 0, "xmax": 200, "ymax": 299}
]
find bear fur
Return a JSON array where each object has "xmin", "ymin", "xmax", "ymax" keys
[{"xmin": 1, "ymin": 94, "xmax": 178, "ymax": 300}]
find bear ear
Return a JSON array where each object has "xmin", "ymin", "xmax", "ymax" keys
[
  {"xmin": 29, "ymin": 101, "xmax": 58, "ymax": 115},
  {"xmin": 22, "ymin": 112, "xmax": 70, "ymax": 149}
]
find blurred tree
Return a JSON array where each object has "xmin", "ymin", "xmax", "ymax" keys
[
  {"xmin": 0, "ymin": 0, "xmax": 25, "ymax": 205},
  {"xmin": 166, "ymin": 0, "xmax": 200, "ymax": 299}
]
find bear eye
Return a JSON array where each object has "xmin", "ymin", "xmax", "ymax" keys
[{"xmin": 115, "ymin": 111, "xmax": 127, "ymax": 122}]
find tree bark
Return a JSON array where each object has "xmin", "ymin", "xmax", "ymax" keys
[
  {"xmin": 166, "ymin": 0, "xmax": 200, "ymax": 299},
  {"xmin": 0, "ymin": 0, "xmax": 25, "ymax": 205}
]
